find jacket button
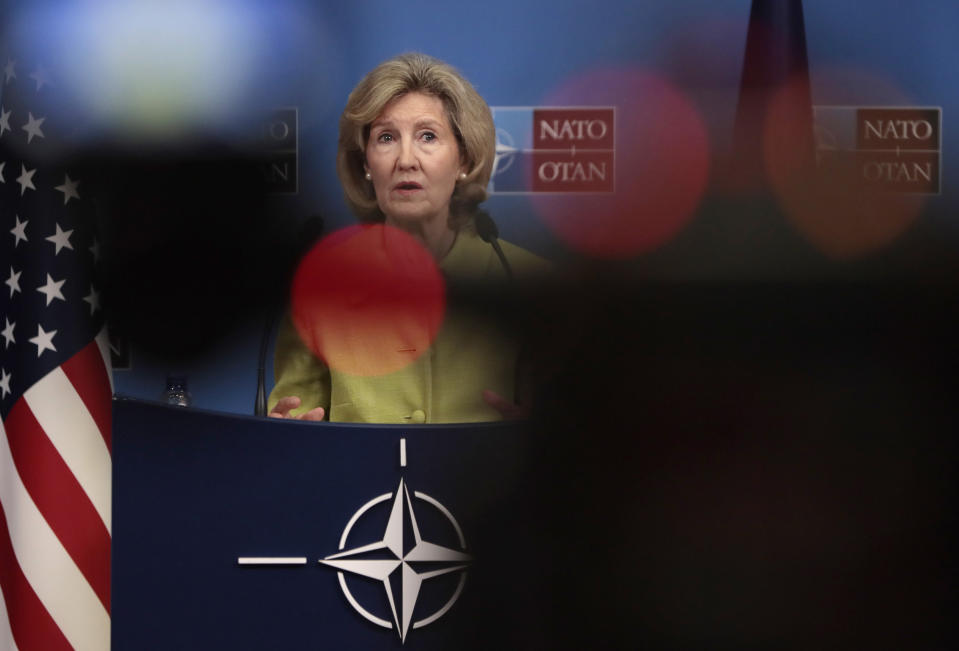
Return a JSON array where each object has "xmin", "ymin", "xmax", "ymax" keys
[{"xmin": 411, "ymin": 409, "xmax": 426, "ymax": 424}]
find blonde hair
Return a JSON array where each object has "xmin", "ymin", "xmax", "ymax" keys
[{"xmin": 337, "ymin": 53, "xmax": 495, "ymax": 230}]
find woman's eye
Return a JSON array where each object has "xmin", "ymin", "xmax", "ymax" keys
[
  {"xmin": 377, "ymin": 133, "xmax": 393, "ymax": 143},
  {"xmin": 421, "ymin": 131, "xmax": 437, "ymax": 142}
]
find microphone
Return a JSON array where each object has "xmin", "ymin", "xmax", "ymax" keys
[
  {"xmin": 254, "ymin": 312, "xmax": 276, "ymax": 417},
  {"xmin": 255, "ymin": 214, "xmax": 325, "ymax": 416},
  {"xmin": 474, "ymin": 210, "xmax": 513, "ymax": 282}
]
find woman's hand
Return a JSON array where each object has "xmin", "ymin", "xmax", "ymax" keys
[
  {"xmin": 481, "ymin": 389, "xmax": 529, "ymax": 421},
  {"xmin": 268, "ymin": 396, "xmax": 326, "ymax": 421}
]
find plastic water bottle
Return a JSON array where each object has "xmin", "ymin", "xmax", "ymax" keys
[{"xmin": 161, "ymin": 375, "xmax": 192, "ymax": 407}]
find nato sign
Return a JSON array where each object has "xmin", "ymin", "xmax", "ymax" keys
[
  {"xmin": 814, "ymin": 106, "xmax": 942, "ymax": 194},
  {"xmin": 489, "ymin": 107, "xmax": 616, "ymax": 193},
  {"xmin": 258, "ymin": 107, "xmax": 299, "ymax": 194},
  {"xmin": 112, "ymin": 399, "xmax": 545, "ymax": 650}
]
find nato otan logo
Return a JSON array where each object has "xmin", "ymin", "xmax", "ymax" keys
[
  {"xmin": 237, "ymin": 438, "xmax": 472, "ymax": 644},
  {"xmin": 813, "ymin": 106, "xmax": 941, "ymax": 194},
  {"xmin": 490, "ymin": 106, "xmax": 616, "ymax": 194}
]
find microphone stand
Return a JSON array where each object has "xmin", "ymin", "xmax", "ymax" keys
[
  {"xmin": 254, "ymin": 214, "xmax": 325, "ymax": 416},
  {"xmin": 254, "ymin": 310, "xmax": 277, "ymax": 417},
  {"xmin": 474, "ymin": 210, "xmax": 513, "ymax": 282}
]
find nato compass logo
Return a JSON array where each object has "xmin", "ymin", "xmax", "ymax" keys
[
  {"xmin": 237, "ymin": 438, "xmax": 472, "ymax": 644},
  {"xmin": 320, "ymin": 475, "xmax": 472, "ymax": 643},
  {"xmin": 492, "ymin": 126, "xmax": 519, "ymax": 185}
]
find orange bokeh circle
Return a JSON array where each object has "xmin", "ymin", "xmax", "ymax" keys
[{"xmin": 763, "ymin": 70, "xmax": 926, "ymax": 260}]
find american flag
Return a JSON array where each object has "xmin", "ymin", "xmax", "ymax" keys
[{"xmin": 1, "ymin": 55, "xmax": 113, "ymax": 649}]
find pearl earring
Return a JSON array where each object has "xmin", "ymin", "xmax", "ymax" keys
[
  {"xmin": 365, "ymin": 172, "xmax": 372, "ymax": 181},
  {"xmin": 459, "ymin": 172, "xmax": 467, "ymax": 180}
]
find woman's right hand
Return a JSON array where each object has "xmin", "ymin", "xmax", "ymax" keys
[{"xmin": 268, "ymin": 396, "xmax": 326, "ymax": 421}]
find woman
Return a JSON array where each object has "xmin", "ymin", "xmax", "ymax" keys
[{"xmin": 268, "ymin": 53, "xmax": 548, "ymax": 423}]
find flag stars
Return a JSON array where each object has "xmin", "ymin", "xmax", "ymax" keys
[
  {"xmin": 10, "ymin": 215, "xmax": 28, "ymax": 247},
  {"xmin": 5, "ymin": 267, "xmax": 21, "ymax": 298},
  {"xmin": 84, "ymin": 286, "xmax": 101, "ymax": 315},
  {"xmin": 55, "ymin": 174, "xmax": 81, "ymax": 204},
  {"xmin": 0, "ymin": 106, "xmax": 11, "ymax": 136},
  {"xmin": 22, "ymin": 112, "xmax": 45, "ymax": 143},
  {"xmin": 3, "ymin": 59, "xmax": 15, "ymax": 83},
  {"xmin": 29, "ymin": 324, "xmax": 57, "ymax": 357},
  {"xmin": 37, "ymin": 274, "xmax": 66, "ymax": 306},
  {"xmin": 16, "ymin": 163, "xmax": 36, "ymax": 195},
  {"xmin": 29, "ymin": 65, "xmax": 51, "ymax": 92},
  {"xmin": 1, "ymin": 317, "xmax": 14, "ymax": 348},
  {"xmin": 45, "ymin": 222, "xmax": 74, "ymax": 255},
  {"xmin": 0, "ymin": 368, "xmax": 11, "ymax": 399}
]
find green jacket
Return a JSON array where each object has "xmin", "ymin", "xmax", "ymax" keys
[{"xmin": 268, "ymin": 231, "xmax": 550, "ymax": 423}]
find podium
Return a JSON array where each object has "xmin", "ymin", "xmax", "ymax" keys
[{"xmin": 112, "ymin": 398, "xmax": 546, "ymax": 650}]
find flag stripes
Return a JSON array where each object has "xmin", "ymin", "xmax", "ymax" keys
[
  {"xmin": 3, "ymin": 401, "xmax": 111, "ymax": 612},
  {"xmin": 0, "ymin": 419, "xmax": 111, "ymax": 651},
  {"xmin": 2, "ymin": 48, "xmax": 113, "ymax": 649},
  {"xmin": 23, "ymin": 365, "xmax": 113, "ymax": 532},
  {"xmin": 0, "ymin": 583, "xmax": 23, "ymax": 651},
  {"xmin": 61, "ymin": 339, "xmax": 113, "ymax": 453},
  {"xmin": 0, "ymin": 500, "xmax": 72, "ymax": 651},
  {"xmin": 94, "ymin": 330, "xmax": 115, "ymax": 396}
]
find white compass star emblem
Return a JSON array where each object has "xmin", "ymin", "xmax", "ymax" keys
[
  {"xmin": 320, "ymin": 478, "xmax": 472, "ymax": 643},
  {"xmin": 492, "ymin": 127, "xmax": 518, "ymax": 181}
]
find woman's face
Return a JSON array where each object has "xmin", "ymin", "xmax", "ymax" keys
[{"xmin": 364, "ymin": 92, "xmax": 464, "ymax": 228}]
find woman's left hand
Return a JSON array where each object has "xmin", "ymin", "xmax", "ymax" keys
[{"xmin": 481, "ymin": 389, "xmax": 529, "ymax": 421}]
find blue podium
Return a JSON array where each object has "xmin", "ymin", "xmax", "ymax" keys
[{"xmin": 112, "ymin": 398, "xmax": 545, "ymax": 650}]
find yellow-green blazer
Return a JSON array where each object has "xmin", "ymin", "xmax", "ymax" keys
[{"xmin": 268, "ymin": 231, "xmax": 550, "ymax": 423}]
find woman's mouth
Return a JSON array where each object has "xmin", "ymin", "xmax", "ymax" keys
[{"xmin": 393, "ymin": 181, "xmax": 423, "ymax": 194}]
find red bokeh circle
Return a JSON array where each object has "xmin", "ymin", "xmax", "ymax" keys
[{"xmin": 289, "ymin": 224, "xmax": 446, "ymax": 377}]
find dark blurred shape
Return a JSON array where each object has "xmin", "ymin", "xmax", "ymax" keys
[
  {"xmin": 460, "ymin": 276, "xmax": 958, "ymax": 650},
  {"xmin": 89, "ymin": 145, "xmax": 310, "ymax": 361},
  {"xmin": 731, "ymin": 0, "xmax": 811, "ymax": 193}
]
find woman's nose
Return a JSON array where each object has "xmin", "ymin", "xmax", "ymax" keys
[{"xmin": 397, "ymin": 139, "xmax": 417, "ymax": 169}]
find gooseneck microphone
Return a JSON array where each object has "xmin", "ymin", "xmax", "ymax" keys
[
  {"xmin": 254, "ymin": 312, "xmax": 277, "ymax": 417},
  {"xmin": 255, "ymin": 214, "xmax": 325, "ymax": 416},
  {"xmin": 474, "ymin": 210, "xmax": 513, "ymax": 282}
]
